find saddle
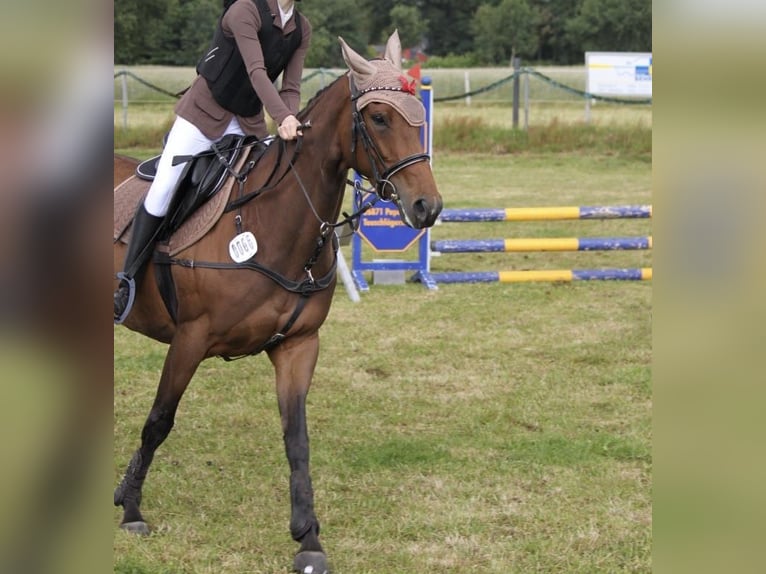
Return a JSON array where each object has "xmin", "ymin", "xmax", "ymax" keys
[
  {"xmin": 136, "ymin": 134, "xmax": 262, "ymax": 234},
  {"xmin": 114, "ymin": 136, "xmax": 265, "ymax": 256}
]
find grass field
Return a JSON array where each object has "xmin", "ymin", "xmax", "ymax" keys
[{"xmin": 114, "ymin": 148, "xmax": 652, "ymax": 573}]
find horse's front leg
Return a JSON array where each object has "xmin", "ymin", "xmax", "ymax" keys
[
  {"xmin": 114, "ymin": 323, "xmax": 208, "ymax": 534},
  {"xmin": 269, "ymin": 333, "xmax": 328, "ymax": 574}
]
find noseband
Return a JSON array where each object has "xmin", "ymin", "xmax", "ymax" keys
[{"xmin": 349, "ymin": 77, "xmax": 431, "ymax": 202}]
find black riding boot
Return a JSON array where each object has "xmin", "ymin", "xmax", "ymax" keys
[{"xmin": 114, "ymin": 204, "xmax": 164, "ymax": 323}]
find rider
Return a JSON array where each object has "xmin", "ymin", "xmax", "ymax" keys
[{"xmin": 114, "ymin": 0, "xmax": 311, "ymax": 323}]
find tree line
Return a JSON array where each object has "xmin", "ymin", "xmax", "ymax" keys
[{"xmin": 115, "ymin": 0, "xmax": 651, "ymax": 68}]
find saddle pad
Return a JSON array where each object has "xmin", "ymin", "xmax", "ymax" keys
[{"xmin": 113, "ymin": 145, "xmax": 254, "ymax": 256}]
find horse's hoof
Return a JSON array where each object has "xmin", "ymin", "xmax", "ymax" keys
[
  {"xmin": 293, "ymin": 551, "xmax": 329, "ymax": 574},
  {"xmin": 120, "ymin": 521, "xmax": 150, "ymax": 536}
]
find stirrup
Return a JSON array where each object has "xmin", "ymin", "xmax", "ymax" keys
[{"xmin": 114, "ymin": 272, "xmax": 137, "ymax": 325}]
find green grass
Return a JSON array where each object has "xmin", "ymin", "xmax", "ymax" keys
[
  {"xmin": 433, "ymin": 116, "xmax": 651, "ymax": 158},
  {"xmin": 114, "ymin": 153, "xmax": 651, "ymax": 573},
  {"xmin": 437, "ymin": 101, "xmax": 652, "ymax": 129}
]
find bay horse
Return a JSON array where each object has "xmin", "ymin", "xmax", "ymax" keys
[
  {"xmin": 114, "ymin": 32, "xmax": 442, "ymax": 573},
  {"xmin": 114, "ymin": 153, "xmax": 139, "ymax": 187}
]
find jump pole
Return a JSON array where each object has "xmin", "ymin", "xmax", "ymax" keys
[
  {"xmin": 438, "ymin": 205, "xmax": 652, "ymax": 222},
  {"xmin": 421, "ymin": 203, "xmax": 653, "ymax": 285},
  {"xmin": 430, "ymin": 268, "xmax": 653, "ymax": 284},
  {"xmin": 431, "ymin": 236, "xmax": 652, "ymax": 253}
]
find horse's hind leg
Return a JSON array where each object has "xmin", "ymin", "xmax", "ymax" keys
[
  {"xmin": 114, "ymin": 323, "xmax": 209, "ymax": 534},
  {"xmin": 269, "ymin": 334, "xmax": 329, "ymax": 574}
]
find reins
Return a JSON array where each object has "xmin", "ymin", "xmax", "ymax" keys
[
  {"xmin": 223, "ymin": 136, "xmax": 295, "ymax": 213},
  {"xmin": 287, "ymin": 136, "xmax": 382, "ymax": 240}
]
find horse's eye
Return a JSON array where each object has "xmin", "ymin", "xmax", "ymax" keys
[{"xmin": 370, "ymin": 113, "xmax": 386, "ymax": 126}]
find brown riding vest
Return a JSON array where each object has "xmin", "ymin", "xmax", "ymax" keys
[{"xmin": 196, "ymin": 0, "xmax": 304, "ymax": 117}]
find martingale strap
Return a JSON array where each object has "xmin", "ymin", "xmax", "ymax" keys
[
  {"xmin": 152, "ymin": 232, "xmax": 338, "ymax": 357},
  {"xmin": 155, "ymin": 231, "xmax": 338, "ymax": 294},
  {"xmin": 221, "ymin": 294, "xmax": 309, "ymax": 361}
]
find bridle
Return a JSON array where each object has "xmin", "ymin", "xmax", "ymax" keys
[{"xmin": 349, "ymin": 76, "xmax": 431, "ymax": 202}]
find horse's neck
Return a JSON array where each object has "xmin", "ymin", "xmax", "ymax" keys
[
  {"xmin": 289, "ymin": 78, "xmax": 354, "ymax": 221},
  {"xmin": 234, "ymin": 80, "xmax": 352, "ymax": 259},
  {"xmin": 302, "ymin": 77, "xmax": 353, "ymax": 177}
]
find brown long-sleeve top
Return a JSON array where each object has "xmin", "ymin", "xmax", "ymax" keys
[{"xmin": 175, "ymin": 0, "xmax": 311, "ymax": 139}]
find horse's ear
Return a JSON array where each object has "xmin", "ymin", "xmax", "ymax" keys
[
  {"xmin": 384, "ymin": 29, "xmax": 403, "ymax": 72},
  {"xmin": 339, "ymin": 36, "xmax": 376, "ymax": 81}
]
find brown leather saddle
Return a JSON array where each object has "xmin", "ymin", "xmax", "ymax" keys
[{"xmin": 114, "ymin": 135, "xmax": 265, "ymax": 255}]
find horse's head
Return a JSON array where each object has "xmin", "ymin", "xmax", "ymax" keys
[{"xmin": 339, "ymin": 31, "xmax": 443, "ymax": 229}]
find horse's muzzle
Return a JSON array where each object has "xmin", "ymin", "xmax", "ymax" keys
[{"xmin": 406, "ymin": 195, "xmax": 443, "ymax": 229}]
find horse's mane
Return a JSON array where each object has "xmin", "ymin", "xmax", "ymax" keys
[{"xmin": 297, "ymin": 74, "xmax": 347, "ymax": 121}]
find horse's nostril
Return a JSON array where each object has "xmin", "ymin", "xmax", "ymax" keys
[
  {"xmin": 413, "ymin": 199, "xmax": 428, "ymax": 223},
  {"xmin": 411, "ymin": 197, "xmax": 442, "ymax": 227}
]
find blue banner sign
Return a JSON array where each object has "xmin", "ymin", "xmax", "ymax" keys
[{"xmin": 356, "ymin": 195, "xmax": 426, "ymax": 252}]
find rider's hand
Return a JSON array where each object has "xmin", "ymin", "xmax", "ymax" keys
[{"xmin": 277, "ymin": 115, "xmax": 303, "ymax": 140}]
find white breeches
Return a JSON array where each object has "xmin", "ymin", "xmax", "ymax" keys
[{"xmin": 143, "ymin": 116, "xmax": 245, "ymax": 217}]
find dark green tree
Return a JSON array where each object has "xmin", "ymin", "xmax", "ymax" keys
[
  {"xmin": 114, "ymin": 0, "xmax": 651, "ymax": 67},
  {"xmin": 360, "ymin": 0, "xmax": 397, "ymax": 44},
  {"xmin": 389, "ymin": 5, "xmax": 428, "ymax": 50},
  {"xmin": 421, "ymin": 0, "xmax": 481, "ymax": 57},
  {"xmin": 531, "ymin": 0, "xmax": 583, "ymax": 63},
  {"xmin": 115, "ymin": 0, "xmax": 177, "ymax": 64},
  {"xmin": 115, "ymin": 0, "xmax": 218, "ymax": 65},
  {"xmin": 177, "ymin": 0, "xmax": 221, "ymax": 66},
  {"xmin": 114, "ymin": 0, "xmax": 140, "ymax": 64},
  {"xmin": 472, "ymin": 0, "xmax": 538, "ymax": 64},
  {"xmin": 566, "ymin": 0, "xmax": 651, "ymax": 54},
  {"xmin": 300, "ymin": 0, "xmax": 368, "ymax": 67}
]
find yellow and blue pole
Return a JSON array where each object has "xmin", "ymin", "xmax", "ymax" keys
[
  {"xmin": 439, "ymin": 205, "xmax": 652, "ymax": 222},
  {"xmin": 431, "ymin": 236, "xmax": 652, "ymax": 253},
  {"xmin": 430, "ymin": 268, "xmax": 653, "ymax": 283}
]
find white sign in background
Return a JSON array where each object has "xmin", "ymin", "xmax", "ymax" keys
[{"xmin": 585, "ymin": 52, "xmax": 653, "ymax": 97}]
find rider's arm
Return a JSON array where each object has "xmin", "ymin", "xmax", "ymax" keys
[
  {"xmin": 278, "ymin": 15, "xmax": 311, "ymax": 116},
  {"xmin": 223, "ymin": 0, "xmax": 292, "ymax": 126}
]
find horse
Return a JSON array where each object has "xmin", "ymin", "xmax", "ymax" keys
[
  {"xmin": 113, "ymin": 32, "xmax": 442, "ymax": 573},
  {"xmin": 114, "ymin": 153, "xmax": 139, "ymax": 187}
]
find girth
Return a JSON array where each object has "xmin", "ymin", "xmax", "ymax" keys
[{"xmin": 152, "ymin": 233, "xmax": 338, "ymax": 358}]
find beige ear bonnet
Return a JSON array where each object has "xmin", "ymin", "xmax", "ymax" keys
[{"xmin": 339, "ymin": 32, "xmax": 426, "ymax": 127}]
